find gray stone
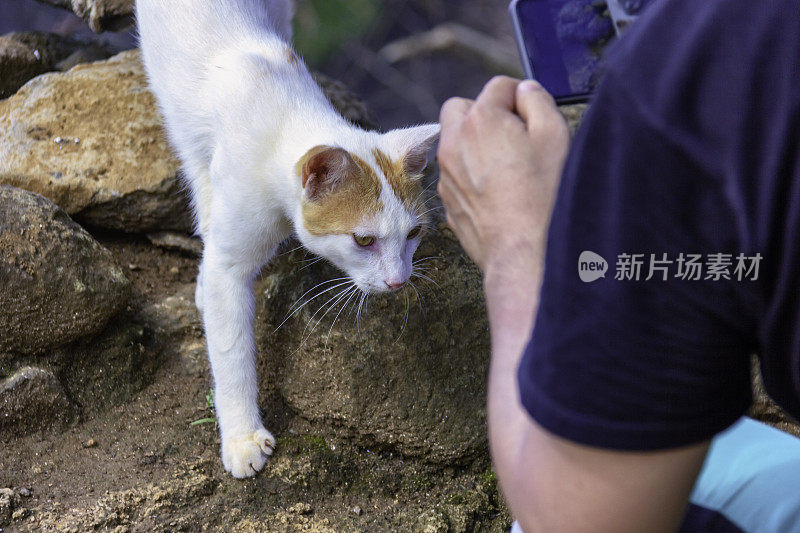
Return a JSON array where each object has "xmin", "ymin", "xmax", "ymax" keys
[
  {"xmin": 58, "ymin": 314, "xmax": 161, "ymax": 416},
  {"xmin": 256, "ymin": 225, "xmax": 490, "ymax": 463},
  {"xmin": 0, "ymin": 31, "xmax": 113, "ymax": 99},
  {"xmin": 0, "ymin": 487, "xmax": 16, "ymax": 524},
  {"xmin": 146, "ymin": 231, "xmax": 203, "ymax": 257},
  {"xmin": 34, "ymin": 0, "xmax": 135, "ymax": 33},
  {"xmin": 0, "ymin": 50, "xmax": 193, "ymax": 233},
  {"xmin": 0, "ymin": 367, "xmax": 76, "ymax": 438},
  {"xmin": 0, "ymin": 186, "xmax": 130, "ymax": 355}
]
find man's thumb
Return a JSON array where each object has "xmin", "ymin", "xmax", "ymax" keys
[{"xmin": 515, "ymin": 80, "xmax": 558, "ymax": 125}]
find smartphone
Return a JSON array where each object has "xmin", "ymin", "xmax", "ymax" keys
[{"xmin": 509, "ymin": 0, "xmax": 652, "ymax": 104}]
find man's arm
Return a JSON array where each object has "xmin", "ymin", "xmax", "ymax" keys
[{"xmin": 438, "ymin": 76, "xmax": 709, "ymax": 532}]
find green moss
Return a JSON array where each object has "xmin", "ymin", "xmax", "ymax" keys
[{"xmin": 481, "ymin": 468, "xmax": 497, "ymax": 490}]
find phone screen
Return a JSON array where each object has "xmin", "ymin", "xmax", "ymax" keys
[{"xmin": 510, "ymin": 0, "xmax": 653, "ymax": 104}]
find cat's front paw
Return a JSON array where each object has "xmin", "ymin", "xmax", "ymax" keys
[{"xmin": 221, "ymin": 427, "xmax": 276, "ymax": 478}]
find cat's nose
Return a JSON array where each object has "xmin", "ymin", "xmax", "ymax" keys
[{"xmin": 385, "ymin": 280, "xmax": 405, "ymax": 290}]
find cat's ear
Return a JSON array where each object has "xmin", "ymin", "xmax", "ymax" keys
[
  {"xmin": 297, "ymin": 145, "xmax": 356, "ymax": 201},
  {"xmin": 382, "ymin": 123, "xmax": 441, "ymax": 175}
]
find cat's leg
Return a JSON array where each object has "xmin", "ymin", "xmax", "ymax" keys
[
  {"xmin": 201, "ymin": 231, "xmax": 281, "ymax": 478},
  {"xmin": 200, "ymin": 166, "xmax": 288, "ymax": 478},
  {"xmin": 202, "ymin": 239, "xmax": 275, "ymax": 478}
]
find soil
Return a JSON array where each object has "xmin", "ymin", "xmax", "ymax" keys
[{"xmin": 0, "ymin": 231, "xmax": 510, "ymax": 532}]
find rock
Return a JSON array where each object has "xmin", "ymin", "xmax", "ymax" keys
[
  {"xmin": 146, "ymin": 231, "xmax": 203, "ymax": 257},
  {"xmin": 749, "ymin": 357, "xmax": 800, "ymax": 438},
  {"xmin": 140, "ymin": 283, "xmax": 205, "ymax": 375},
  {"xmin": 34, "ymin": 0, "xmax": 135, "ymax": 33},
  {"xmin": 559, "ymin": 103, "xmax": 588, "ymax": 135},
  {"xmin": 0, "ymin": 186, "xmax": 130, "ymax": 355},
  {"xmin": 0, "ymin": 33, "xmax": 54, "ymax": 99},
  {"xmin": 58, "ymin": 313, "xmax": 160, "ymax": 416},
  {"xmin": 0, "ymin": 50, "xmax": 192, "ymax": 233},
  {"xmin": 0, "ymin": 31, "xmax": 113, "ymax": 99},
  {"xmin": 0, "ymin": 487, "xmax": 18, "ymax": 524},
  {"xmin": 30, "ymin": 460, "xmax": 214, "ymax": 531},
  {"xmin": 256, "ymin": 227, "xmax": 490, "ymax": 463},
  {"xmin": 55, "ymin": 42, "xmax": 114, "ymax": 71},
  {"xmin": 0, "ymin": 50, "xmax": 379, "ymax": 234},
  {"xmin": 415, "ymin": 509, "xmax": 449, "ymax": 533},
  {"xmin": 0, "ymin": 367, "xmax": 76, "ymax": 438}
]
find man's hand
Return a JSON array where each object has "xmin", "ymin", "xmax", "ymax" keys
[
  {"xmin": 437, "ymin": 77, "xmax": 710, "ymax": 533},
  {"xmin": 436, "ymin": 76, "xmax": 569, "ymax": 277}
]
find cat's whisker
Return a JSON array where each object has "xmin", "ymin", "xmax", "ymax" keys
[
  {"xmin": 301, "ymin": 282, "xmax": 356, "ymax": 342},
  {"xmin": 412, "ymin": 265, "xmax": 436, "ymax": 275},
  {"xmin": 355, "ymin": 291, "xmax": 367, "ymax": 335},
  {"xmin": 416, "ymin": 205, "xmax": 444, "ymax": 219},
  {"xmin": 412, "ymin": 267, "xmax": 437, "ymax": 280},
  {"xmin": 411, "ymin": 271, "xmax": 439, "ymax": 287},
  {"xmin": 277, "ymin": 242, "xmax": 307, "ymax": 257},
  {"xmin": 304, "ymin": 284, "xmax": 357, "ymax": 348},
  {"xmin": 280, "ymin": 280, "xmax": 351, "ymax": 328},
  {"xmin": 324, "ymin": 286, "xmax": 361, "ymax": 350},
  {"xmin": 275, "ymin": 278, "xmax": 352, "ymax": 332},
  {"xmin": 297, "ymin": 256, "xmax": 325, "ymax": 271},
  {"xmin": 407, "ymin": 280, "xmax": 425, "ymax": 316},
  {"xmin": 284, "ymin": 276, "xmax": 349, "ymax": 314},
  {"xmin": 408, "ymin": 280, "xmax": 425, "ymax": 306},
  {"xmin": 393, "ymin": 289, "xmax": 410, "ymax": 344},
  {"xmin": 413, "ymin": 255, "xmax": 442, "ymax": 264}
]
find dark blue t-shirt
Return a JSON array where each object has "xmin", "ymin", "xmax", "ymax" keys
[{"xmin": 519, "ymin": 0, "xmax": 800, "ymax": 450}]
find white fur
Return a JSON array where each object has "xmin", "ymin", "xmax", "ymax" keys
[{"xmin": 136, "ymin": 0, "xmax": 439, "ymax": 478}]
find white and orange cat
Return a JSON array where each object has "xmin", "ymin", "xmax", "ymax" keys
[{"xmin": 136, "ymin": 0, "xmax": 439, "ymax": 477}]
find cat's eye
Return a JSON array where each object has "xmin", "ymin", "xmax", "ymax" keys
[
  {"xmin": 353, "ymin": 234, "xmax": 375, "ymax": 247},
  {"xmin": 407, "ymin": 226, "xmax": 422, "ymax": 240}
]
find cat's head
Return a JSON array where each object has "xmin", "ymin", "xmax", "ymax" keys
[{"xmin": 294, "ymin": 124, "xmax": 440, "ymax": 293}]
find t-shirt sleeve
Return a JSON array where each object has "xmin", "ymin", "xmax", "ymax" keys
[{"xmin": 517, "ymin": 1, "xmax": 765, "ymax": 450}]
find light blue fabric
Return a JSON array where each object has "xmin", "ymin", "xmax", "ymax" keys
[{"xmin": 689, "ymin": 417, "xmax": 800, "ymax": 533}]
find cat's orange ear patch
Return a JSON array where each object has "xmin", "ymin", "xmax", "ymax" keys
[
  {"xmin": 297, "ymin": 146, "xmax": 382, "ymax": 235},
  {"xmin": 372, "ymin": 148, "xmax": 425, "ymax": 213},
  {"xmin": 298, "ymin": 146, "xmax": 354, "ymax": 201}
]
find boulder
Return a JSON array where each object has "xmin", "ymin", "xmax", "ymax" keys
[
  {"xmin": 34, "ymin": 0, "xmax": 135, "ymax": 33},
  {"xmin": 0, "ymin": 186, "xmax": 130, "ymax": 355},
  {"xmin": 0, "ymin": 50, "xmax": 193, "ymax": 233},
  {"xmin": 0, "ymin": 32, "xmax": 60, "ymax": 99},
  {"xmin": 256, "ymin": 226, "xmax": 490, "ymax": 463},
  {"xmin": 0, "ymin": 367, "xmax": 76, "ymax": 438},
  {"xmin": 0, "ymin": 31, "xmax": 114, "ymax": 99}
]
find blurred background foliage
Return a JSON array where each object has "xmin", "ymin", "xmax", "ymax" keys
[
  {"xmin": 0, "ymin": 0, "xmax": 522, "ymax": 129},
  {"xmin": 293, "ymin": 0, "xmax": 381, "ymax": 67}
]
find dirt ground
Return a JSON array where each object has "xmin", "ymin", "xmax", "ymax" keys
[{"xmin": 0, "ymin": 233, "xmax": 510, "ymax": 532}]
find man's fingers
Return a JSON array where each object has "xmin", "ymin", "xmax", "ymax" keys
[
  {"xmin": 476, "ymin": 75, "xmax": 520, "ymax": 111},
  {"xmin": 440, "ymin": 96, "xmax": 473, "ymax": 131},
  {"xmin": 514, "ymin": 80, "xmax": 559, "ymax": 128}
]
